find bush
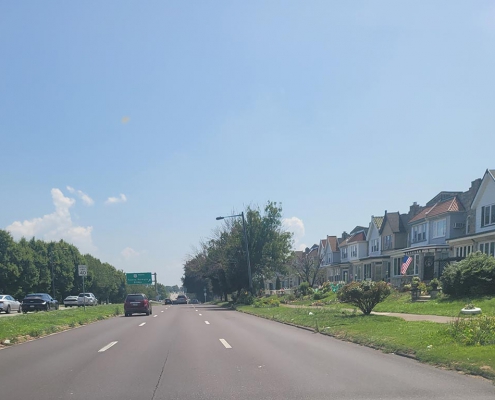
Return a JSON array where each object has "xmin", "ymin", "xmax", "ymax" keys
[
  {"xmin": 313, "ymin": 292, "xmax": 324, "ymax": 301},
  {"xmin": 299, "ymin": 282, "xmax": 311, "ymax": 296},
  {"xmin": 337, "ymin": 281, "xmax": 391, "ymax": 315},
  {"xmin": 447, "ymin": 316, "xmax": 495, "ymax": 346},
  {"xmin": 236, "ymin": 290, "xmax": 254, "ymax": 305},
  {"xmin": 252, "ymin": 296, "xmax": 280, "ymax": 308},
  {"xmin": 441, "ymin": 252, "xmax": 495, "ymax": 297}
]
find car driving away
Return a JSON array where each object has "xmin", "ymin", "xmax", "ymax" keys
[
  {"xmin": 175, "ymin": 294, "xmax": 188, "ymax": 304},
  {"xmin": 124, "ymin": 293, "xmax": 152, "ymax": 316},
  {"xmin": 0, "ymin": 295, "xmax": 22, "ymax": 314},
  {"xmin": 164, "ymin": 298, "xmax": 172, "ymax": 305},
  {"xmin": 21, "ymin": 293, "xmax": 59, "ymax": 313}
]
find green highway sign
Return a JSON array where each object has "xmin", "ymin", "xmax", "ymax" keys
[{"xmin": 126, "ymin": 272, "xmax": 152, "ymax": 285}]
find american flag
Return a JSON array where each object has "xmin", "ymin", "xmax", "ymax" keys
[{"xmin": 401, "ymin": 256, "xmax": 413, "ymax": 275}]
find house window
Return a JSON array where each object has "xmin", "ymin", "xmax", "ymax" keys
[
  {"xmin": 364, "ymin": 264, "xmax": 372, "ymax": 279},
  {"xmin": 479, "ymin": 241, "xmax": 495, "ymax": 257},
  {"xmin": 371, "ymin": 238, "xmax": 379, "ymax": 253},
  {"xmin": 350, "ymin": 245, "xmax": 357, "ymax": 258},
  {"xmin": 432, "ymin": 219, "xmax": 446, "ymax": 238},
  {"xmin": 383, "ymin": 235, "xmax": 392, "ymax": 250},
  {"xmin": 393, "ymin": 257, "xmax": 402, "ymax": 276},
  {"xmin": 412, "ymin": 223, "xmax": 427, "ymax": 243},
  {"xmin": 481, "ymin": 204, "xmax": 495, "ymax": 227},
  {"xmin": 356, "ymin": 265, "xmax": 362, "ymax": 280},
  {"xmin": 341, "ymin": 247, "xmax": 348, "ymax": 259},
  {"xmin": 414, "ymin": 254, "xmax": 420, "ymax": 275},
  {"xmin": 455, "ymin": 245, "xmax": 473, "ymax": 258}
]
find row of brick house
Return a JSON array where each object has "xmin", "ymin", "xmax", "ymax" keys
[{"xmin": 266, "ymin": 169, "xmax": 495, "ymax": 291}]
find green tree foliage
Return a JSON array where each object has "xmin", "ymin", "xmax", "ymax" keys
[
  {"xmin": 337, "ymin": 281, "xmax": 391, "ymax": 315},
  {"xmin": 0, "ymin": 229, "xmax": 167, "ymax": 303},
  {"xmin": 441, "ymin": 251, "xmax": 495, "ymax": 297},
  {"xmin": 182, "ymin": 201, "xmax": 293, "ymax": 300}
]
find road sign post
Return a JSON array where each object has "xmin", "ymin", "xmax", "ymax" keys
[{"xmin": 78, "ymin": 265, "xmax": 87, "ymax": 311}]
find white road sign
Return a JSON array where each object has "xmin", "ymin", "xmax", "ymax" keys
[{"xmin": 78, "ymin": 265, "xmax": 88, "ymax": 276}]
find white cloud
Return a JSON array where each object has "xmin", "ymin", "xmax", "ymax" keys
[
  {"xmin": 66, "ymin": 186, "xmax": 94, "ymax": 206},
  {"xmin": 105, "ymin": 194, "xmax": 127, "ymax": 205},
  {"xmin": 6, "ymin": 188, "xmax": 96, "ymax": 253},
  {"xmin": 283, "ymin": 216, "xmax": 306, "ymax": 251},
  {"xmin": 121, "ymin": 247, "xmax": 140, "ymax": 259}
]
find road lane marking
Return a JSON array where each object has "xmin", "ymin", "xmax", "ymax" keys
[
  {"xmin": 205, "ymin": 321, "xmax": 210, "ymax": 325},
  {"xmin": 153, "ymin": 315, "xmax": 157, "ymax": 317},
  {"xmin": 199, "ymin": 314, "xmax": 202, "ymax": 316},
  {"xmin": 139, "ymin": 322, "xmax": 146, "ymax": 327},
  {"xmin": 98, "ymin": 341, "xmax": 118, "ymax": 353},
  {"xmin": 161, "ymin": 311, "xmax": 164, "ymax": 313},
  {"xmin": 219, "ymin": 339, "xmax": 232, "ymax": 348},
  {"xmin": 195, "ymin": 309, "xmax": 198, "ymax": 311}
]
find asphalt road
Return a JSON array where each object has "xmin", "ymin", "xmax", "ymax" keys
[{"xmin": 0, "ymin": 304, "xmax": 494, "ymax": 400}]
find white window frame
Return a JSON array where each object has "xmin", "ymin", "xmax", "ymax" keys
[
  {"xmin": 364, "ymin": 264, "xmax": 372, "ymax": 280},
  {"xmin": 479, "ymin": 241, "xmax": 495, "ymax": 257},
  {"xmin": 371, "ymin": 238, "xmax": 379, "ymax": 253},
  {"xmin": 384, "ymin": 235, "xmax": 392, "ymax": 250},
  {"xmin": 350, "ymin": 244, "xmax": 357, "ymax": 258},
  {"xmin": 481, "ymin": 203, "xmax": 495, "ymax": 228},
  {"xmin": 393, "ymin": 257, "xmax": 402, "ymax": 276},
  {"xmin": 432, "ymin": 218, "xmax": 447, "ymax": 239},
  {"xmin": 413, "ymin": 254, "xmax": 420, "ymax": 275},
  {"xmin": 412, "ymin": 223, "xmax": 427, "ymax": 243},
  {"xmin": 341, "ymin": 247, "xmax": 348, "ymax": 259}
]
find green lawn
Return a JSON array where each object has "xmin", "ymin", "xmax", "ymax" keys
[
  {"xmin": 0, "ymin": 304, "xmax": 124, "ymax": 344},
  {"xmin": 237, "ymin": 304, "xmax": 495, "ymax": 381}
]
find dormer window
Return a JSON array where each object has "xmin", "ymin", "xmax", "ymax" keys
[{"xmin": 481, "ymin": 204, "xmax": 495, "ymax": 227}]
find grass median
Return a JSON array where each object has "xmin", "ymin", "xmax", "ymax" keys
[
  {"xmin": 0, "ymin": 304, "xmax": 124, "ymax": 345},
  {"xmin": 237, "ymin": 304, "xmax": 495, "ymax": 382}
]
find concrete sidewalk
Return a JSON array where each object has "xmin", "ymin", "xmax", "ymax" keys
[{"xmin": 283, "ymin": 304, "xmax": 456, "ymax": 323}]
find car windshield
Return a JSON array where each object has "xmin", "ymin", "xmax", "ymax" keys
[{"xmin": 2, "ymin": 3, "xmax": 495, "ymax": 400}]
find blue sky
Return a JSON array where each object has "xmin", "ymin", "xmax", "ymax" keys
[{"xmin": 1, "ymin": 1, "xmax": 494, "ymax": 286}]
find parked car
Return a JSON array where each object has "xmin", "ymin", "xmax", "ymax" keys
[
  {"xmin": 124, "ymin": 293, "xmax": 152, "ymax": 316},
  {"xmin": 63, "ymin": 295, "xmax": 79, "ymax": 307},
  {"xmin": 190, "ymin": 299, "xmax": 200, "ymax": 304},
  {"xmin": 175, "ymin": 294, "xmax": 188, "ymax": 304},
  {"xmin": 164, "ymin": 298, "xmax": 172, "ymax": 305},
  {"xmin": 0, "ymin": 294, "xmax": 22, "ymax": 314},
  {"xmin": 77, "ymin": 293, "xmax": 98, "ymax": 306},
  {"xmin": 21, "ymin": 293, "xmax": 59, "ymax": 313}
]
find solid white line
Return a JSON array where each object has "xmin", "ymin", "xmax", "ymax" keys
[
  {"xmin": 98, "ymin": 341, "xmax": 118, "ymax": 353},
  {"xmin": 204, "ymin": 321, "xmax": 210, "ymax": 325},
  {"xmin": 139, "ymin": 322, "xmax": 146, "ymax": 327},
  {"xmin": 219, "ymin": 339, "xmax": 232, "ymax": 349}
]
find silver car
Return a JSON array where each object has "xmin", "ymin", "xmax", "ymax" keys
[
  {"xmin": 63, "ymin": 295, "xmax": 79, "ymax": 307},
  {"xmin": 77, "ymin": 293, "xmax": 98, "ymax": 306},
  {"xmin": 0, "ymin": 294, "xmax": 22, "ymax": 314}
]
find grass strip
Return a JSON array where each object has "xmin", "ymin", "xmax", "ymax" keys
[
  {"xmin": 0, "ymin": 304, "xmax": 124, "ymax": 345},
  {"xmin": 237, "ymin": 304, "xmax": 495, "ymax": 382}
]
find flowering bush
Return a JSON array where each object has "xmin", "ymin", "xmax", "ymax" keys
[{"xmin": 448, "ymin": 316, "xmax": 495, "ymax": 346}]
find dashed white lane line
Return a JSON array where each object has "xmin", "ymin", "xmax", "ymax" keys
[
  {"xmin": 139, "ymin": 322, "xmax": 146, "ymax": 327},
  {"xmin": 153, "ymin": 315, "xmax": 157, "ymax": 318},
  {"xmin": 195, "ymin": 310, "xmax": 198, "ymax": 311},
  {"xmin": 161, "ymin": 311, "xmax": 164, "ymax": 313},
  {"xmin": 98, "ymin": 341, "xmax": 118, "ymax": 353},
  {"xmin": 219, "ymin": 339, "xmax": 232, "ymax": 349},
  {"xmin": 205, "ymin": 321, "xmax": 210, "ymax": 325},
  {"xmin": 199, "ymin": 314, "xmax": 202, "ymax": 316}
]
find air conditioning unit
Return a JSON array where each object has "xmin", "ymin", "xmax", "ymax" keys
[{"xmin": 453, "ymin": 222, "xmax": 465, "ymax": 229}]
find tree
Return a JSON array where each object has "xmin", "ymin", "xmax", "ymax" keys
[
  {"xmin": 337, "ymin": 281, "xmax": 391, "ymax": 315},
  {"xmin": 290, "ymin": 245, "xmax": 323, "ymax": 287}
]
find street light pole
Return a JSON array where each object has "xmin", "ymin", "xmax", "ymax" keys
[{"xmin": 216, "ymin": 211, "xmax": 253, "ymax": 294}]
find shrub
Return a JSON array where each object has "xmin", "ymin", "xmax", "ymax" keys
[
  {"xmin": 441, "ymin": 252, "xmax": 495, "ymax": 297},
  {"xmin": 252, "ymin": 296, "xmax": 279, "ymax": 308},
  {"xmin": 313, "ymin": 292, "xmax": 324, "ymax": 301},
  {"xmin": 447, "ymin": 316, "xmax": 495, "ymax": 346},
  {"xmin": 337, "ymin": 281, "xmax": 391, "ymax": 315},
  {"xmin": 321, "ymin": 281, "xmax": 331, "ymax": 294},
  {"xmin": 299, "ymin": 282, "xmax": 311, "ymax": 296},
  {"xmin": 236, "ymin": 290, "xmax": 254, "ymax": 305}
]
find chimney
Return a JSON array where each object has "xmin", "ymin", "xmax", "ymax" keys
[
  {"xmin": 409, "ymin": 202, "xmax": 421, "ymax": 218},
  {"xmin": 341, "ymin": 231, "xmax": 349, "ymax": 240}
]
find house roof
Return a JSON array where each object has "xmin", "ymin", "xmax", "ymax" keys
[
  {"xmin": 326, "ymin": 236, "xmax": 338, "ymax": 252},
  {"xmin": 472, "ymin": 169, "xmax": 495, "ymax": 209},
  {"xmin": 380, "ymin": 212, "xmax": 408, "ymax": 234},
  {"xmin": 409, "ymin": 196, "xmax": 465, "ymax": 223},
  {"xmin": 350, "ymin": 226, "xmax": 368, "ymax": 235},
  {"xmin": 346, "ymin": 231, "xmax": 366, "ymax": 244},
  {"xmin": 372, "ymin": 216, "xmax": 384, "ymax": 230}
]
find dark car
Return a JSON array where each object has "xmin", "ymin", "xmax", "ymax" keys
[
  {"xmin": 164, "ymin": 298, "xmax": 172, "ymax": 305},
  {"xmin": 124, "ymin": 293, "xmax": 152, "ymax": 316},
  {"xmin": 175, "ymin": 294, "xmax": 188, "ymax": 304},
  {"xmin": 190, "ymin": 299, "xmax": 200, "ymax": 304},
  {"xmin": 21, "ymin": 293, "xmax": 59, "ymax": 313}
]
